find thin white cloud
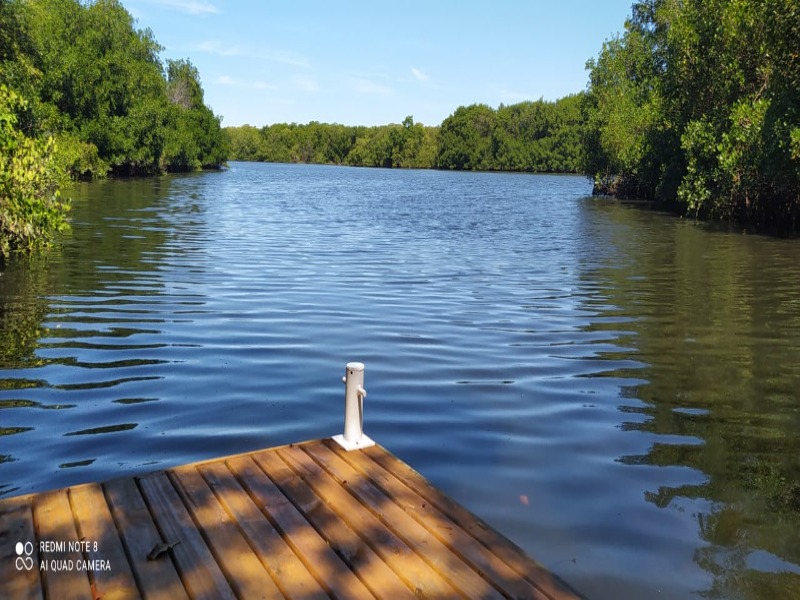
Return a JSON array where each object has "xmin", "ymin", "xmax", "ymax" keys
[
  {"xmin": 266, "ymin": 50, "xmax": 311, "ymax": 69},
  {"xmin": 212, "ymin": 75, "xmax": 278, "ymax": 91},
  {"xmin": 195, "ymin": 41, "xmax": 244, "ymax": 56},
  {"xmin": 410, "ymin": 67, "xmax": 429, "ymax": 82},
  {"xmin": 192, "ymin": 40, "xmax": 310, "ymax": 68},
  {"xmin": 352, "ymin": 78, "xmax": 393, "ymax": 95},
  {"xmin": 151, "ymin": 0, "xmax": 219, "ymax": 15}
]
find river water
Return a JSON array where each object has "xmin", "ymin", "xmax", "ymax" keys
[{"xmin": 1, "ymin": 162, "xmax": 799, "ymax": 598}]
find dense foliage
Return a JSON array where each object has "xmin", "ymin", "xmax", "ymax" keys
[
  {"xmin": 4, "ymin": 0, "xmax": 227, "ymax": 178},
  {"xmin": 224, "ymin": 96, "xmax": 584, "ymax": 174},
  {"xmin": 437, "ymin": 96, "xmax": 584, "ymax": 172},
  {"xmin": 0, "ymin": 0, "xmax": 225, "ymax": 254},
  {"xmin": 584, "ymin": 0, "xmax": 800, "ymax": 230},
  {"xmin": 0, "ymin": 85, "xmax": 69, "ymax": 257},
  {"xmin": 225, "ymin": 118, "xmax": 441, "ymax": 169}
]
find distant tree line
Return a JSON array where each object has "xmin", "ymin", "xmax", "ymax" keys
[
  {"xmin": 5, "ymin": 0, "xmax": 799, "ymax": 256},
  {"xmin": 1, "ymin": 0, "xmax": 225, "ymax": 256},
  {"xmin": 224, "ymin": 95, "xmax": 585, "ymax": 173},
  {"xmin": 225, "ymin": 116, "xmax": 439, "ymax": 169},
  {"xmin": 583, "ymin": 0, "xmax": 800, "ymax": 231}
]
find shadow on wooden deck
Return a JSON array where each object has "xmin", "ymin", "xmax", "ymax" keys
[{"xmin": 1, "ymin": 439, "xmax": 583, "ymax": 599}]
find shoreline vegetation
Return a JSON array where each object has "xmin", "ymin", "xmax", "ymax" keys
[
  {"xmin": 1, "ymin": 0, "xmax": 225, "ymax": 257},
  {"xmin": 223, "ymin": 95, "xmax": 584, "ymax": 174},
  {"xmin": 583, "ymin": 0, "xmax": 800, "ymax": 232},
  {"xmin": 2, "ymin": 0, "xmax": 799, "ymax": 258}
]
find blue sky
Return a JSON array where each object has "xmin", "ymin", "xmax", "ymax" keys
[{"xmin": 124, "ymin": 0, "xmax": 635, "ymax": 127}]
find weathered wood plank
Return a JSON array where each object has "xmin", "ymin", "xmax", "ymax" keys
[
  {"xmin": 70, "ymin": 482, "xmax": 139, "ymax": 600},
  {"xmin": 227, "ymin": 454, "xmax": 375, "ymax": 600},
  {"xmin": 326, "ymin": 439, "xmax": 551, "ymax": 600},
  {"xmin": 303, "ymin": 442, "xmax": 505, "ymax": 599},
  {"xmin": 256, "ymin": 449, "xmax": 417, "ymax": 600},
  {"xmin": 272, "ymin": 445, "xmax": 462, "ymax": 599},
  {"xmin": 0, "ymin": 439, "xmax": 582, "ymax": 600},
  {"xmin": 0, "ymin": 496, "xmax": 43, "ymax": 600},
  {"xmin": 33, "ymin": 490, "xmax": 92, "ymax": 600},
  {"xmin": 104, "ymin": 477, "xmax": 189, "ymax": 600},
  {"xmin": 138, "ymin": 472, "xmax": 236, "ymax": 600},
  {"xmin": 198, "ymin": 460, "xmax": 327, "ymax": 600},
  {"xmin": 169, "ymin": 465, "xmax": 284, "ymax": 600},
  {"xmin": 363, "ymin": 444, "xmax": 582, "ymax": 599}
]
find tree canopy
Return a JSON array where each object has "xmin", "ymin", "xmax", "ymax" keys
[
  {"xmin": 224, "ymin": 96, "xmax": 584, "ymax": 174},
  {"xmin": 0, "ymin": 84, "xmax": 69, "ymax": 257},
  {"xmin": 0, "ymin": 0, "xmax": 225, "ymax": 180},
  {"xmin": 0, "ymin": 0, "xmax": 225, "ymax": 255},
  {"xmin": 583, "ymin": 0, "xmax": 800, "ymax": 230},
  {"xmin": 225, "ymin": 120, "xmax": 442, "ymax": 169}
]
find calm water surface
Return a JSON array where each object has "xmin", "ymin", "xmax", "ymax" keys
[{"xmin": 1, "ymin": 162, "xmax": 799, "ymax": 598}]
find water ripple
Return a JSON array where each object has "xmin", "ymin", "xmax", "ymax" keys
[{"xmin": 1, "ymin": 164, "xmax": 799, "ymax": 598}]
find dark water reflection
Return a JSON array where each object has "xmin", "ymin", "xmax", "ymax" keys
[
  {"xmin": 1, "ymin": 163, "xmax": 799, "ymax": 598},
  {"xmin": 576, "ymin": 204, "xmax": 800, "ymax": 598}
]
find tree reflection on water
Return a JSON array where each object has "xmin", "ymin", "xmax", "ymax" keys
[{"xmin": 584, "ymin": 202, "xmax": 800, "ymax": 598}]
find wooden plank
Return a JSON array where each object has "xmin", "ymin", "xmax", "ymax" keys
[
  {"xmin": 70, "ymin": 483, "xmax": 139, "ymax": 600},
  {"xmin": 0, "ymin": 496, "xmax": 43, "ymax": 600},
  {"xmin": 363, "ymin": 444, "xmax": 582, "ymax": 599},
  {"xmin": 0, "ymin": 439, "xmax": 583, "ymax": 600},
  {"xmin": 256, "ymin": 449, "xmax": 417, "ymax": 600},
  {"xmin": 33, "ymin": 490, "xmax": 92, "ymax": 600},
  {"xmin": 104, "ymin": 477, "xmax": 189, "ymax": 600},
  {"xmin": 326, "ymin": 440, "xmax": 551, "ymax": 600},
  {"xmin": 138, "ymin": 472, "xmax": 236, "ymax": 600},
  {"xmin": 169, "ymin": 465, "xmax": 284, "ymax": 599},
  {"xmin": 271, "ymin": 445, "xmax": 461, "ymax": 599},
  {"xmin": 302, "ymin": 442, "xmax": 504, "ymax": 599},
  {"xmin": 226, "ymin": 454, "xmax": 375, "ymax": 600},
  {"xmin": 197, "ymin": 459, "xmax": 327, "ymax": 600}
]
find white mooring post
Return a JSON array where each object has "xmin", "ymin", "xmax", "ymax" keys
[{"xmin": 332, "ymin": 362, "xmax": 375, "ymax": 451}]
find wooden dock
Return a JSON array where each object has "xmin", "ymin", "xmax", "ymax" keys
[{"xmin": 0, "ymin": 438, "xmax": 581, "ymax": 599}]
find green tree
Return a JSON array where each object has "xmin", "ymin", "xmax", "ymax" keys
[
  {"xmin": 492, "ymin": 97, "xmax": 584, "ymax": 173},
  {"xmin": 224, "ymin": 125, "xmax": 264, "ymax": 161},
  {"xmin": 0, "ymin": 0, "xmax": 37, "ymax": 97},
  {"xmin": 347, "ymin": 125, "xmax": 396, "ymax": 167},
  {"xmin": 224, "ymin": 103, "xmax": 580, "ymax": 173},
  {"xmin": 261, "ymin": 123, "xmax": 296, "ymax": 162},
  {"xmin": 436, "ymin": 104, "xmax": 495, "ymax": 170},
  {"xmin": 162, "ymin": 60, "xmax": 226, "ymax": 172},
  {"xmin": 24, "ymin": 0, "xmax": 168, "ymax": 174},
  {"xmin": 582, "ymin": 19, "xmax": 666, "ymax": 197},
  {"xmin": 584, "ymin": 0, "xmax": 800, "ymax": 229},
  {"xmin": 166, "ymin": 58, "xmax": 204, "ymax": 110},
  {"xmin": 394, "ymin": 116, "xmax": 438, "ymax": 168},
  {"xmin": 2, "ymin": 0, "xmax": 225, "ymax": 179},
  {"xmin": 0, "ymin": 85, "xmax": 69, "ymax": 257}
]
